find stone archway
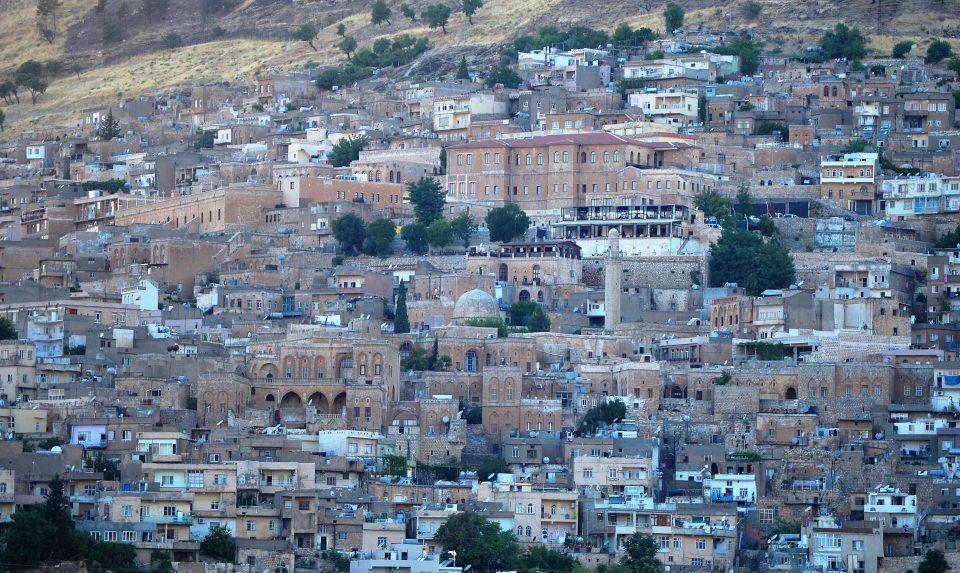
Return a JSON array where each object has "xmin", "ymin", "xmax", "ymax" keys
[
  {"xmin": 280, "ymin": 392, "xmax": 302, "ymax": 408},
  {"xmin": 308, "ymin": 392, "xmax": 329, "ymax": 413}
]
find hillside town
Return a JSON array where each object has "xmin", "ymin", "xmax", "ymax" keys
[{"xmin": 1, "ymin": 6, "xmax": 960, "ymax": 573}]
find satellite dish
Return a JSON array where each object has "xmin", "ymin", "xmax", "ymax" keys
[
  {"xmin": 51, "ymin": 446, "xmax": 63, "ymax": 453},
  {"xmin": 543, "ymin": 457, "xmax": 550, "ymax": 464},
  {"xmin": 442, "ymin": 415, "xmax": 450, "ymax": 423}
]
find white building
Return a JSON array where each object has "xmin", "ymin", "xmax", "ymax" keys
[
  {"xmin": 882, "ymin": 173, "xmax": 960, "ymax": 218},
  {"xmin": 317, "ymin": 429, "xmax": 383, "ymax": 460},
  {"xmin": 121, "ymin": 279, "xmax": 160, "ymax": 312},
  {"xmin": 628, "ymin": 90, "xmax": 700, "ymax": 126},
  {"xmin": 703, "ymin": 473, "xmax": 756, "ymax": 504},
  {"xmin": 932, "ymin": 364, "xmax": 960, "ymax": 412},
  {"xmin": 863, "ymin": 486, "xmax": 918, "ymax": 535}
]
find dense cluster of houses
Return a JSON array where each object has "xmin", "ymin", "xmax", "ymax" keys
[{"xmin": 0, "ymin": 27, "xmax": 959, "ymax": 573}]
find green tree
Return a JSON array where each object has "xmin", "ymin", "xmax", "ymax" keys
[
  {"xmin": 519, "ymin": 546, "xmax": 575, "ymax": 573},
  {"xmin": 402, "ymin": 347, "xmax": 431, "ymax": 370},
  {"xmin": 400, "ymin": 3, "xmax": 416, "ymax": 21},
  {"xmin": 36, "ymin": 0, "xmax": 61, "ymax": 43},
  {"xmin": 422, "ymin": 4, "xmax": 451, "ymax": 33},
  {"xmin": 90, "ymin": 451, "xmax": 120, "ymax": 480},
  {"xmin": 428, "ymin": 337, "xmax": 440, "ymax": 370},
  {"xmin": 200, "ymin": 524, "xmax": 236, "ymax": 563},
  {"xmin": 757, "ymin": 215, "xmax": 777, "ymax": 237},
  {"xmin": 716, "ymin": 35, "xmax": 761, "ymax": 75},
  {"xmin": 449, "ymin": 212, "xmax": 474, "ymax": 246},
  {"xmin": 0, "ymin": 317, "xmax": 17, "ymax": 340},
  {"xmin": 336, "ymin": 22, "xmax": 346, "ymax": 36},
  {"xmin": 527, "ymin": 305, "xmax": 550, "ymax": 332},
  {"xmin": 434, "ymin": 512, "xmax": 519, "ymax": 573},
  {"xmin": 694, "ymin": 189, "xmax": 733, "ymax": 222},
  {"xmin": 83, "ymin": 539, "xmax": 137, "ymax": 572},
  {"xmin": 394, "ymin": 282, "xmax": 410, "ymax": 333},
  {"xmin": 195, "ymin": 130, "xmax": 215, "ymax": 149},
  {"xmin": 663, "ymin": 2, "xmax": 684, "ymax": 32},
  {"xmin": 338, "ymin": 36, "xmax": 358, "ymax": 58},
  {"xmin": 486, "ymin": 203, "xmax": 530, "ymax": 242},
  {"xmin": 408, "ymin": 177, "xmax": 446, "ymax": 225},
  {"xmin": 293, "ymin": 22, "xmax": 319, "ymax": 51},
  {"xmin": 918, "ymin": 549, "xmax": 950, "ymax": 573},
  {"xmin": 818, "ymin": 24, "xmax": 866, "ymax": 60},
  {"xmin": 151, "ymin": 550, "xmax": 174, "ymax": 573},
  {"xmin": 735, "ymin": 185, "xmax": 752, "ymax": 217},
  {"xmin": 427, "ymin": 219, "xmax": 454, "ymax": 248},
  {"xmin": 579, "ymin": 399, "xmax": 627, "ymax": 433},
  {"xmin": 0, "ymin": 108, "xmax": 5, "ymax": 132},
  {"xmin": 622, "ymin": 533, "xmax": 663, "ymax": 573},
  {"xmin": 363, "ymin": 218, "xmax": 396, "ymax": 256},
  {"xmin": 332, "ymin": 213, "xmax": 366, "ymax": 256},
  {"xmin": 743, "ymin": 0, "xmax": 761, "ymax": 19},
  {"xmin": 948, "ymin": 57, "xmax": 960, "ymax": 76},
  {"xmin": 936, "ymin": 223, "xmax": 960, "ymax": 248},
  {"xmin": 892, "ymin": 40, "xmax": 914, "ymax": 58},
  {"xmin": 328, "ymin": 136, "xmax": 367, "ymax": 167},
  {"xmin": 456, "ymin": 56, "xmax": 471, "ymax": 80},
  {"xmin": 371, "ymin": 0, "xmax": 391, "ymax": 25},
  {"xmin": 0, "ymin": 81, "xmax": 17, "ymax": 104},
  {"xmin": 462, "ymin": 0, "xmax": 483, "ymax": 24},
  {"xmin": 97, "ymin": 108, "xmax": 122, "ymax": 140},
  {"xmin": 1, "ymin": 510, "xmax": 55, "ymax": 566},
  {"xmin": 926, "ymin": 39, "xmax": 954, "ymax": 64},
  {"xmin": 485, "ymin": 65, "xmax": 523, "ymax": 88},
  {"xmin": 612, "ymin": 23, "xmax": 655, "ymax": 47},
  {"xmin": 709, "ymin": 228, "xmax": 796, "ymax": 296},
  {"xmin": 402, "ymin": 222, "xmax": 430, "ymax": 254},
  {"xmin": 472, "ymin": 455, "xmax": 508, "ymax": 480},
  {"xmin": 19, "ymin": 74, "xmax": 48, "ymax": 104},
  {"xmin": 102, "ymin": 15, "xmax": 123, "ymax": 43}
]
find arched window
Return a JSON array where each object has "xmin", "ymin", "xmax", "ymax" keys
[
  {"xmin": 590, "ymin": 152, "xmax": 597, "ymax": 163},
  {"xmin": 525, "ymin": 154, "xmax": 531, "ymax": 166},
  {"xmin": 553, "ymin": 151, "xmax": 560, "ymax": 163},
  {"xmin": 519, "ymin": 290, "xmax": 531, "ymax": 302},
  {"xmin": 537, "ymin": 290, "xmax": 544, "ymax": 303},
  {"xmin": 536, "ymin": 153, "xmax": 543, "ymax": 165},
  {"xmin": 525, "ymin": 526, "xmax": 532, "ymax": 537}
]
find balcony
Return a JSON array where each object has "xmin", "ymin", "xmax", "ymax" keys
[{"xmin": 140, "ymin": 514, "xmax": 193, "ymax": 524}]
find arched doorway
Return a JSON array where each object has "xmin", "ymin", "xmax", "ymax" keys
[
  {"xmin": 498, "ymin": 263, "xmax": 508, "ymax": 282},
  {"xmin": 519, "ymin": 290, "xmax": 531, "ymax": 302},
  {"xmin": 280, "ymin": 392, "xmax": 302, "ymax": 408},
  {"xmin": 785, "ymin": 386, "xmax": 797, "ymax": 400},
  {"xmin": 308, "ymin": 392, "xmax": 329, "ymax": 413}
]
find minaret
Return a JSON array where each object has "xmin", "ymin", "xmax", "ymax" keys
[{"xmin": 605, "ymin": 228, "xmax": 622, "ymax": 330}]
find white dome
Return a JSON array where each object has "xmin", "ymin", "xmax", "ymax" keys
[{"xmin": 453, "ymin": 289, "xmax": 499, "ymax": 321}]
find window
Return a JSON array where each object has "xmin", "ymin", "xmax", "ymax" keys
[
  {"xmin": 696, "ymin": 539, "xmax": 706, "ymax": 550},
  {"xmin": 246, "ymin": 520, "xmax": 256, "ymax": 531},
  {"xmin": 120, "ymin": 505, "xmax": 133, "ymax": 517}
]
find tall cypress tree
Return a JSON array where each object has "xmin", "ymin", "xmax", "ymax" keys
[
  {"xmin": 394, "ymin": 282, "xmax": 410, "ymax": 334},
  {"xmin": 428, "ymin": 337, "xmax": 439, "ymax": 370}
]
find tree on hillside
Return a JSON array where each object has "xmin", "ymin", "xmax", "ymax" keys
[
  {"xmin": 0, "ymin": 109, "xmax": 5, "ymax": 132},
  {"xmin": 709, "ymin": 228, "xmax": 796, "ymax": 296},
  {"xmin": 735, "ymin": 185, "xmax": 753, "ymax": 217},
  {"xmin": 400, "ymin": 3, "xmax": 417, "ymax": 21},
  {"xmin": 716, "ymin": 35, "xmax": 761, "ymax": 76},
  {"xmin": 486, "ymin": 203, "xmax": 529, "ymax": 242},
  {"xmin": 293, "ymin": 22, "xmax": 319, "ymax": 51},
  {"xmin": 612, "ymin": 23, "xmax": 655, "ymax": 47},
  {"xmin": 663, "ymin": 2, "xmax": 684, "ymax": 32},
  {"xmin": 338, "ymin": 35, "xmax": 358, "ymax": 58},
  {"xmin": 892, "ymin": 40, "xmax": 914, "ymax": 58},
  {"xmin": 422, "ymin": 4, "xmax": 451, "ymax": 33},
  {"xmin": 371, "ymin": 0, "xmax": 391, "ymax": 25},
  {"xmin": 456, "ymin": 56, "xmax": 470, "ymax": 80},
  {"xmin": 328, "ymin": 136, "xmax": 367, "ymax": 167},
  {"xmin": 694, "ymin": 189, "xmax": 733, "ymax": 222},
  {"xmin": 36, "ymin": 0, "xmax": 61, "ymax": 43},
  {"xmin": 102, "ymin": 14, "xmax": 123, "ymax": 43},
  {"xmin": 485, "ymin": 65, "xmax": 523, "ymax": 88},
  {"xmin": 0, "ymin": 317, "xmax": 16, "ymax": 341},
  {"xmin": 426, "ymin": 219, "xmax": 454, "ymax": 249},
  {"xmin": 401, "ymin": 222, "xmax": 429, "ymax": 254},
  {"xmin": 462, "ymin": 0, "xmax": 483, "ymax": 24},
  {"xmin": 743, "ymin": 0, "xmax": 762, "ymax": 19},
  {"xmin": 195, "ymin": 130, "xmax": 215, "ymax": 149},
  {"xmin": 200, "ymin": 524, "xmax": 236, "ymax": 563},
  {"xmin": 926, "ymin": 39, "xmax": 953, "ymax": 64},
  {"xmin": 579, "ymin": 399, "xmax": 627, "ymax": 433},
  {"xmin": 97, "ymin": 108, "xmax": 122, "ymax": 140},
  {"xmin": 363, "ymin": 218, "xmax": 397, "ymax": 257},
  {"xmin": 336, "ymin": 22, "xmax": 346, "ymax": 36},
  {"xmin": 0, "ymin": 81, "xmax": 18, "ymax": 104},
  {"xmin": 622, "ymin": 533, "xmax": 663, "ymax": 573},
  {"xmin": 918, "ymin": 549, "xmax": 950, "ymax": 573},
  {"xmin": 332, "ymin": 213, "xmax": 366, "ymax": 256},
  {"xmin": 434, "ymin": 512, "xmax": 519, "ymax": 573},
  {"xmin": 527, "ymin": 305, "xmax": 550, "ymax": 332},
  {"xmin": 519, "ymin": 546, "xmax": 575, "ymax": 573},
  {"xmin": 449, "ymin": 212, "xmax": 474, "ymax": 246},
  {"xmin": 394, "ymin": 282, "xmax": 410, "ymax": 333},
  {"xmin": 818, "ymin": 24, "xmax": 866, "ymax": 60},
  {"xmin": 408, "ymin": 177, "xmax": 446, "ymax": 225}
]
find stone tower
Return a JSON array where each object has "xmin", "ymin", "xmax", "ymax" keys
[{"xmin": 604, "ymin": 228, "xmax": 622, "ymax": 330}]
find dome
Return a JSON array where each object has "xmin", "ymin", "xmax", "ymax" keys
[{"xmin": 453, "ymin": 289, "xmax": 500, "ymax": 322}]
